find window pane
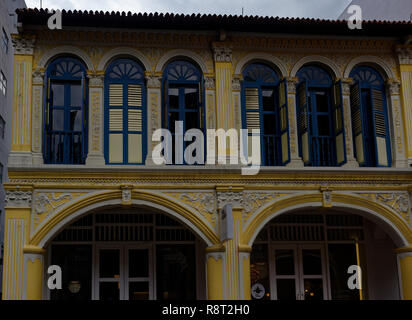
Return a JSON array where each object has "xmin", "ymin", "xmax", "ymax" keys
[
  {"xmin": 129, "ymin": 249, "xmax": 149, "ymax": 278},
  {"xmin": 99, "ymin": 282, "xmax": 120, "ymax": 301},
  {"xmin": 302, "ymin": 249, "xmax": 322, "ymax": 275},
  {"xmin": 263, "ymin": 114, "xmax": 276, "ymax": 135},
  {"xmin": 70, "ymin": 110, "xmax": 82, "ymax": 131},
  {"xmin": 316, "ymin": 92, "xmax": 329, "ymax": 112},
  {"xmin": 129, "ymin": 282, "xmax": 149, "ymax": 300},
  {"xmin": 317, "ymin": 115, "xmax": 330, "ymax": 136},
  {"xmin": 262, "ymin": 89, "xmax": 275, "ymax": 111},
  {"xmin": 185, "ymin": 112, "xmax": 198, "ymax": 130},
  {"xmin": 51, "ymin": 84, "xmax": 64, "ymax": 106},
  {"xmin": 168, "ymin": 112, "xmax": 179, "ymax": 132},
  {"xmin": 168, "ymin": 87, "xmax": 179, "ymax": 109},
  {"xmin": 275, "ymin": 249, "xmax": 295, "ymax": 275},
  {"xmin": 52, "ymin": 109, "xmax": 64, "ymax": 131},
  {"xmin": 276, "ymin": 279, "xmax": 296, "ymax": 300},
  {"xmin": 250, "ymin": 244, "xmax": 270, "ymax": 300},
  {"xmin": 99, "ymin": 249, "xmax": 120, "ymax": 278},
  {"xmin": 184, "ymin": 88, "xmax": 198, "ymax": 109},
  {"xmin": 70, "ymin": 84, "xmax": 82, "ymax": 107},
  {"xmin": 304, "ymin": 279, "xmax": 323, "ymax": 300}
]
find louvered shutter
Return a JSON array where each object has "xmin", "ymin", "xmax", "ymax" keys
[
  {"xmin": 350, "ymin": 80, "xmax": 367, "ymax": 166},
  {"xmin": 128, "ymin": 84, "xmax": 143, "ymax": 163},
  {"xmin": 297, "ymin": 80, "xmax": 311, "ymax": 165},
  {"xmin": 333, "ymin": 81, "xmax": 346, "ymax": 166},
  {"xmin": 244, "ymin": 87, "xmax": 261, "ymax": 160},
  {"xmin": 108, "ymin": 83, "xmax": 124, "ymax": 163},
  {"xmin": 279, "ymin": 78, "xmax": 290, "ymax": 165},
  {"xmin": 371, "ymin": 88, "xmax": 391, "ymax": 167}
]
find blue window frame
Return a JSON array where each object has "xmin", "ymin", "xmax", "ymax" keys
[
  {"xmin": 241, "ymin": 63, "xmax": 290, "ymax": 166},
  {"xmin": 105, "ymin": 58, "xmax": 147, "ymax": 164},
  {"xmin": 162, "ymin": 60, "xmax": 204, "ymax": 164},
  {"xmin": 44, "ymin": 57, "xmax": 88, "ymax": 164},
  {"xmin": 350, "ymin": 66, "xmax": 391, "ymax": 167},
  {"xmin": 297, "ymin": 65, "xmax": 346, "ymax": 167}
]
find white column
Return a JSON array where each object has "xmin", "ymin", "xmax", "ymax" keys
[
  {"xmin": 85, "ymin": 73, "xmax": 105, "ymax": 166},
  {"xmin": 145, "ymin": 75, "xmax": 162, "ymax": 165},
  {"xmin": 31, "ymin": 70, "xmax": 44, "ymax": 165}
]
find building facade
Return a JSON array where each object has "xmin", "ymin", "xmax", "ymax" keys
[
  {"xmin": 2, "ymin": 9, "xmax": 412, "ymax": 300},
  {"xmin": 0, "ymin": 0, "xmax": 26, "ymax": 296}
]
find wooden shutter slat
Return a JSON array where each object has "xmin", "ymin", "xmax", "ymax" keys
[
  {"xmin": 128, "ymin": 109, "xmax": 142, "ymax": 132},
  {"xmin": 246, "ymin": 112, "xmax": 260, "ymax": 129},
  {"xmin": 109, "ymin": 109, "xmax": 123, "ymax": 131},
  {"xmin": 128, "ymin": 84, "xmax": 142, "ymax": 107},
  {"xmin": 245, "ymin": 88, "xmax": 259, "ymax": 109}
]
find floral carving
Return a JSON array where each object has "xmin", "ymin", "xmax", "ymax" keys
[{"xmin": 5, "ymin": 191, "xmax": 32, "ymax": 207}]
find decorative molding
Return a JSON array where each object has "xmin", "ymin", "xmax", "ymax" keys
[
  {"xmin": 290, "ymin": 55, "xmax": 341, "ymax": 79},
  {"xmin": 321, "ymin": 188, "xmax": 333, "ymax": 208},
  {"xmin": 234, "ymin": 52, "xmax": 288, "ymax": 77},
  {"xmin": 32, "ymin": 70, "xmax": 44, "ymax": 85},
  {"xmin": 286, "ymin": 77, "xmax": 298, "ymax": 94},
  {"xmin": 343, "ymin": 55, "xmax": 396, "ymax": 80},
  {"xmin": 90, "ymin": 90, "xmax": 102, "ymax": 153},
  {"xmin": 217, "ymin": 191, "xmax": 243, "ymax": 209},
  {"xmin": 87, "ymin": 73, "xmax": 104, "ymax": 87},
  {"xmin": 242, "ymin": 192, "xmax": 286, "ymax": 223},
  {"xmin": 341, "ymin": 78, "xmax": 352, "ymax": 95},
  {"xmin": 12, "ymin": 37, "xmax": 35, "ymax": 55},
  {"xmin": 213, "ymin": 46, "xmax": 232, "ymax": 62},
  {"xmin": 121, "ymin": 186, "xmax": 132, "ymax": 205},
  {"xmin": 205, "ymin": 77, "xmax": 215, "ymax": 90},
  {"xmin": 34, "ymin": 193, "xmax": 73, "ymax": 215},
  {"xmin": 5, "ymin": 190, "xmax": 33, "ymax": 207},
  {"xmin": 396, "ymin": 47, "xmax": 412, "ymax": 65}
]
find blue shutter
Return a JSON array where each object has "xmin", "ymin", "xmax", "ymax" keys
[
  {"xmin": 333, "ymin": 80, "xmax": 346, "ymax": 166},
  {"xmin": 297, "ymin": 80, "xmax": 311, "ymax": 165},
  {"xmin": 279, "ymin": 78, "xmax": 290, "ymax": 165},
  {"xmin": 371, "ymin": 88, "xmax": 391, "ymax": 167},
  {"xmin": 350, "ymin": 80, "xmax": 367, "ymax": 166}
]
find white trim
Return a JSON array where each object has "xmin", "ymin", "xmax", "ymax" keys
[
  {"xmin": 343, "ymin": 56, "xmax": 396, "ymax": 79},
  {"xmin": 290, "ymin": 55, "xmax": 341, "ymax": 79},
  {"xmin": 233, "ymin": 52, "xmax": 288, "ymax": 77},
  {"xmin": 155, "ymin": 49, "xmax": 209, "ymax": 74},
  {"xmin": 97, "ymin": 47, "xmax": 152, "ymax": 71},
  {"xmin": 38, "ymin": 198, "xmax": 213, "ymax": 248},
  {"xmin": 37, "ymin": 46, "xmax": 94, "ymax": 71}
]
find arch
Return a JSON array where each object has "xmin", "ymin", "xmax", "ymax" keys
[
  {"xmin": 344, "ymin": 56, "xmax": 395, "ymax": 79},
  {"xmin": 243, "ymin": 193, "xmax": 412, "ymax": 248},
  {"xmin": 97, "ymin": 47, "xmax": 152, "ymax": 72},
  {"xmin": 37, "ymin": 45, "xmax": 94, "ymax": 71},
  {"xmin": 234, "ymin": 52, "xmax": 288, "ymax": 78},
  {"xmin": 31, "ymin": 190, "xmax": 219, "ymax": 248},
  {"xmin": 155, "ymin": 49, "xmax": 209, "ymax": 74},
  {"xmin": 290, "ymin": 55, "xmax": 341, "ymax": 79}
]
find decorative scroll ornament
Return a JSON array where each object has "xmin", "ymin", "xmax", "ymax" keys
[
  {"xmin": 386, "ymin": 79, "xmax": 401, "ymax": 95},
  {"xmin": 5, "ymin": 190, "xmax": 32, "ymax": 207},
  {"xmin": 165, "ymin": 192, "xmax": 217, "ymax": 227},
  {"xmin": 204, "ymin": 77, "xmax": 215, "ymax": 90},
  {"xmin": 217, "ymin": 191, "xmax": 243, "ymax": 209},
  {"xmin": 34, "ymin": 193, "xmax": 73, "ymax": 215}
]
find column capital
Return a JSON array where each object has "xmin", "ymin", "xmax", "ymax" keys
[
  {"xmin": 5, "ymin": 190, "xmax": 33, "ymax": 208},
  {"xmin": 32, "ymin": 69, "xmax": 45, "ymax": 85},
  {"xmin": 146, "ymin": 75, "xmax": 162, "ymax": 89},
  {"xmin": 395, "ymin": 246, "xmax": 412, "ymax": 255},
  {"xmin": 87, "ymin": 72, "xmax": 104, "ymax": 87},
  {"xmin": 285, "ymin": 77, "xmax": 299, "ymax": 94},
  {"xmin": 386, "ymin": 78, "xmax": 401, "ymax": 95},
  {"xmin": 396, "ymin": 46, "xmax": 412, "ymax": 65},
  {"xmin": 341, "ymin": 78, "xmax": 353, "ymax": 95},
  {"xmin": 232, "ymin": 77, "xmax": 241, "ymax": 91},
  {"xmin": 12, "ymin": 35, "xmax": 35, "ymax": 55},
  {"xmin": 205, "ymin": 76, "xmax": 215, "ymax": 90},
  {"xmin": 212, "ymin": 44, "xmax": 232, "ymax": 62}
]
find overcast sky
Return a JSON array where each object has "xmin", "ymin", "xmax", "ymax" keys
[{"xmin": 25, "ymin": 0, "xmax": 352, "ymax": 19}]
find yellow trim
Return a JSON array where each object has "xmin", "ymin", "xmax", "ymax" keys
[
  {"xmin": 398, "ymin": 255, "xmax": 412, "ymax": 300},
  {"xmin": 26, "ymin": 257, "xmax": 43, "ymax": 300},
  {"xmin": 206, "ymin": 255, "xmax": 224, "ymax": 300}
]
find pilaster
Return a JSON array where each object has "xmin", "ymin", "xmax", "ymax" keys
[{"xmin": 145, "ymin": 74, "xmax": 162, "ymax": 165}]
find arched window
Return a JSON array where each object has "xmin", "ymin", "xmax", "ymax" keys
[
  {"xmin": 349, "ymin": 66, "xmax": 391, "ymax": 167},
  {"xmin": 241, "ymin": 63, "xmax": 290, "ymax": 166},
  {"xmin": 105, "ymin": 58, "xmax": 146, "ymax": 164},
  {"xmin": 44, "ymin": 57, "xmax": 88, "ymax": 164},
  {"xmin": 296, "ymin": 65, "xmax": 346, "ymax": 167},
  {"xmin": 162, "ymin": 60, "xmax": 204, "ymax": 164}
]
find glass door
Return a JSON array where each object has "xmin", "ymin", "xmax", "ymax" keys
[
  {"xmin": 271, "ymin": 244, "xmax": 328, "ymax": 300},
  {"xmin": 95, "ymin": 245, "xmax": 154, "ymax": 300}
]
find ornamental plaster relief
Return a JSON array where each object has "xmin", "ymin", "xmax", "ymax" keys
[
  {"xmin": 355, "ymin": 192, "xmax": 410, "ymax": 223},
  {"xmin": 31, "ymin": 191, "xmax": 88, "ymax": 232},
  {"xmin": 163, "ymin": 192, "xmax": 217, "ymax": 229},
  {"xmin": 5, "ymin": 190, "xmax": 33, "ymax": 208}
]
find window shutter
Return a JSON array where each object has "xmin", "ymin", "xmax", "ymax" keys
[
  {"xmin": 108, "ymin": 83, "xmax": 124, "ymax": 163},
  {"xmin": 333, "ymin": 80, "xmax": 346, "ymax": 166},
  {"xmin": 163, "ymin": 80, "xmax": 169, "ymax": 129},
  {"xmin": 371, "ymin": 88, "xmax": 391, "ymax": 167},
  {"xmin": 297, "ymin": 80, "xmax": 311, "ymax": 165},
  {"xmin": 279, "ymin": 78, "xmax": 290, "ymax": 165},
  {"xmin": 245, "ymin": 88, "xmax": 260, "ymax": 130},
  {"xmin": 350, "ymin": 80, "xmax": 367, "ymax": 166},
  {"xmin": 128, "ymin": 84, "xmax": 142, "ymax": 107}
]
